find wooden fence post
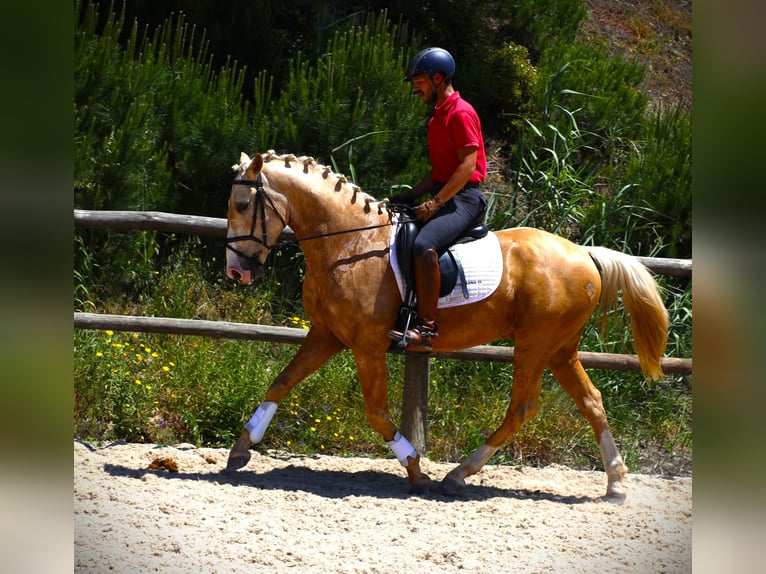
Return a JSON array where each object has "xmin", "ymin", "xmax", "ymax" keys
[{"xmin": 400, "ymin": 353, "xmax": 430, "ymax": 454}]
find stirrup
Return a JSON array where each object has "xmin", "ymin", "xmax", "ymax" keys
[{"xmin": 387, "ymin": 321, "xmax": 438, "ymax": 350}]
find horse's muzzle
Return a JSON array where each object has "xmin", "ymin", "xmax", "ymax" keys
[{"xmin": 227, "ymin": 262, "xmax": 265, "ymax": 285}]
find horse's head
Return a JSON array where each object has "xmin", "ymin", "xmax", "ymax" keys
[{"xmin": 226, "ymin": 152, "xmax": 289, "ymax": 285}]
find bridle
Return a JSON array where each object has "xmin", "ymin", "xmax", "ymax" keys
[
  {"xmin": 225, "ymin": 173, "xmax": 399, "ymax": 264},
  {"xmin": 225, "ymin": 174, "xmax": 289, "ymax": 263}
]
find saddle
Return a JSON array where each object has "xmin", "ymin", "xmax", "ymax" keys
[
  {"xmin": 391, "ymin": 219, "xmax": 489, "ymax": 341},
  {"xmin": 396, "ymin": 220, "xmax": 489, "ymax": 297}
]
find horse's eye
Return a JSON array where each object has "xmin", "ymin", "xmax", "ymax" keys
[{"xmin": 233, "ymin": 189, "xmax": 251, "ymax": 212}]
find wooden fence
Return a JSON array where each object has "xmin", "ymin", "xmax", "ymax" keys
[
  {"xmin": 74, "ymin": 209, "xmax": 693, "ymax": 452},
  {"xmin": 74, "ymin": 209, "xmax": 694, "ymax": 277}
]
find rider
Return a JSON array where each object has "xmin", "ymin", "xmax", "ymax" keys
[{"xmin": 387, "ymin": 47, "xmax": 488, "ymax": 350}]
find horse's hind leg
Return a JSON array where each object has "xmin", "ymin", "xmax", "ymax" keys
[
  {"xmin": 440, "ymin": 357, "xmax": 547, "ymax": 495},
  {"xmin": 226, "ymin": 326, "xmax": 345, "ymax": 472},
  {"xmin": 548, "ymin": 348, "xmax": 627, "ymax": 501}
]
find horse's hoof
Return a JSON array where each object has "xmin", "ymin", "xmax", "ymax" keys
[
  {"xmin": 408, "ymin": 475, "xmax": 433, "ymax": 496},
  {"xmin": 602, "ymin": 490, "xmax": 627, "ymax": 505},
  {"xmin": 604, "ymin": 481, "xmax": 627, "ymax": 503},
  {"xmin": 439, "ymin": 475, "xmax": 466, "ymax": 496},
  {"xmin": 224, "ymin": 451, "xmax": 251, "ymax": 473}
]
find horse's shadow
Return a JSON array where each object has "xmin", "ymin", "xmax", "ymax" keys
[{"xmin": 101, "ymin": 461, "xmax": 595, "ymax": 505}]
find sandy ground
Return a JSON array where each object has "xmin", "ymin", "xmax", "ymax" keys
[{"xmin": 74, "ymin": 441, "xmax": 691, "ymax": 573}]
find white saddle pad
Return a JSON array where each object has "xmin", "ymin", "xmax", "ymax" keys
[{"xmin": 389, "ymin": 219, "xmax": 503, "ymax": 309}]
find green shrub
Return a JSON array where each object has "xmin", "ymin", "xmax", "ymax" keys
[
  {"xmin": 485, "ymin": 42, "xmax": 539, "ymax": 135},
  {"xmin": 74, "ymin": 0, "xmax": 260, "ymax": 215},
  {"xmin": 264, "ymin": 11, "xmax": 428, "ymax": 195},
  {"xmin": 493, "ymin": 0, "xmax": 588, "ymax": 63},
  {"xmin": 74, "ymin": 0, "xmax": 265, "ymax": 301},
  {"xmin": 541, "ymin": 41, "xmax": 648, "ymax": 137}
]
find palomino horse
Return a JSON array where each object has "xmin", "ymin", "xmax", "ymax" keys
[{"xmin": 224, "ymin": 150, "xmax": 668, "ymax": 501}]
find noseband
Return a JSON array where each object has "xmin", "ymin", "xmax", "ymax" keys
[{"xmin": 225, "ymin": 174, "xmax": 288, "ymax": 263}]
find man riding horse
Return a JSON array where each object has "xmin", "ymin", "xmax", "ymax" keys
[{"xmin": 387, "ymin": 47, "xmax": 488, "ymax": 350}]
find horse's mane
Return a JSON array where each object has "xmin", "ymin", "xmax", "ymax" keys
[{"xmin": 232, "ymin": 150, "xmax": 386, "ymax": 215}]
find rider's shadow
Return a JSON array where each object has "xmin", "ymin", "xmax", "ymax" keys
[{"xmin": 101, "ymin": 462, "xmax": 595, "ymax": 504}]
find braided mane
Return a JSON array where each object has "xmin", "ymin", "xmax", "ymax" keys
[{"xmin": 232, "ymin": 150, "xmax": 386, "ymax": 215}]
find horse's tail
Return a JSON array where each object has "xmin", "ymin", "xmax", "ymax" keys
[{"xmin": 586, "ymin": 246, "xmax": 669, "ymax": 381}]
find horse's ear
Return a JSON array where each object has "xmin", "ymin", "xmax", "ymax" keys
[
  {"xmin": 239, "ymin": 152, "xmax": 251, "ymax": 166},
  {"xmin": 245, "ymin": 153, "xmax": 264, "ymax": 179}
]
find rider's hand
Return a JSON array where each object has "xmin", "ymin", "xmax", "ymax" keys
[{"xmin": 414, "ymin": 197, "xmax": 443, "ymax": 222}]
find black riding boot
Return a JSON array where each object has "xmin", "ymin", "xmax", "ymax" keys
[{"xmin": 388, "ymin": 249, "xmax": 441, "ymax": 350}]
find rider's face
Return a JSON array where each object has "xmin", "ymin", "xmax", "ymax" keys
[{"xmin": 411, "ymin": 74, "xmax": 437, "ymax": 103}]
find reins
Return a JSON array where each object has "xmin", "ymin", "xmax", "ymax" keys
[{"xmin": 226, "ymin": 175, "xmax": 403, "ymax": 262}]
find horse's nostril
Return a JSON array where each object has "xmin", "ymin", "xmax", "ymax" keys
[{"xmin": 227, "ymin": 268, "xmax": 242, "ymax": 281}]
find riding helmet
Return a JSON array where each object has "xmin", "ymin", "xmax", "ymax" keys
[{"xmin": 404, "ymin": 47, "xmax": 455, "ymax": 81}]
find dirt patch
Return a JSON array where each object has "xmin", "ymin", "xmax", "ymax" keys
[
  {"xmin": 582, "ymin": 0, "xmax": 692, "ymax": 111},
  {"xmin": 74, "ymin": 441, "xmax": 691, "ymax": 573}
]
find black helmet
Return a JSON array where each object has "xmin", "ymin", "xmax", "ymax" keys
[{"xmin": 404, "ymin": 47, "xmax": 455, "ymax": 82}]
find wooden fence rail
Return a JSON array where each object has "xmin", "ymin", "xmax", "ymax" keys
[
  {"xmin": 74, "ymin": 209, "xmax": 693, "ymax": 452},
  {"xmin": 73, "ymin": 312, "xmax": 693, "ymax": 374},
  {"xmin": 74, "ymin": 209, "xmax": 693, "ymax": 277}
]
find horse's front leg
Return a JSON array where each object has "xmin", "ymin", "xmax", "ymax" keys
[
  {"xmin": 226, "ymin": 326, "xmax": 345, "ymax": 472},
  {"xmin": 353, "ymin": 349, "xmax": 432, "ymax": 493}
]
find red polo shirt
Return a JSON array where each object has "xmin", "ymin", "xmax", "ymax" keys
[{"xmin": 428, "ymin": 91, "xmax": 487, "ymax": 184}]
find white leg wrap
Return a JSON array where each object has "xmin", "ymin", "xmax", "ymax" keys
[
  {"xmin": 387, "ymin": 432, "xmax": 418, "ymax": 466},
  {"xmin": 244, "ymin": 401, "xmax": 278, "ymax": 444},
  {"xmin": 599, "ymin": 429, "xmax": 627, "ymax": 476}
]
